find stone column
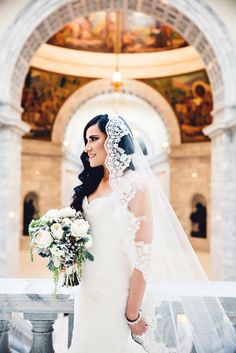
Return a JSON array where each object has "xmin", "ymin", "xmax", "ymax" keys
[
  {"xmin": 204, "ymin": 116, "xmax": 236, "ymax": 280},
  {"xmin": 24, "ymin": 313, "xmax": 57, "ymax": 353},
  {"xmin": 0, "ymin": 103, "xmax": 30, "ymax": 277}
]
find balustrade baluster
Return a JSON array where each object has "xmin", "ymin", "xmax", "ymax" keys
[
  {"xmin": 24, "ymin": 312, "xmax": 57, "ymax": 353},
  {"xmin": 0, "ymin": 312, "xmax": 11, "ymax": 353},
  {"xmin": 68, "ymin": 313, "xmax": 74, "ymax": 348}
]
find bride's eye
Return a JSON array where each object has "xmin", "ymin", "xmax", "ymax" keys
[{"xmin": 91, "ymin": 136, "xmax": 99, "ymax": 142}]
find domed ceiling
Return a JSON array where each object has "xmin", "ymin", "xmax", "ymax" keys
[
  {"xmin": 22, "ymin": 11, "xmax": 211, "ymax": 143},
  {"xmin": 47, "ymin": 11, "xmax": 188, "ymax": 54}
]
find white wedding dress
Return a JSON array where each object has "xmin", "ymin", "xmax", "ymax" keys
[
  {"xmin": 68, "ymin": 171, "xmax": 148, "ymax": 353},
  {"xmin": 67, "ymin": 114, "xmax": 236, "ymax": 353}
]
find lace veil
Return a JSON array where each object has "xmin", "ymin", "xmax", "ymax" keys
[{"xmin": 103, "ymin": 113, "xmax": 236, "ymax": 353}]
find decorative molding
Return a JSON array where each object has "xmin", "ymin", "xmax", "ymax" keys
[
  {"xmin": 31, "ymin": 44, "xmax": 204, "ymax": 78},
  {"xmin": 203, "ymin": 107, "xmax": 236, "ymax": 138},
  {"xmin": 0, "ymin": 116, "xmax": 30, "ymax": 136}
]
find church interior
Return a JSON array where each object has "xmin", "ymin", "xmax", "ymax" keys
[
  {"xmin": 1, "ymin": 1, "xmax": 236, "ymax": 352},
  {"xmin": 18, "ymin": 9, "xmax": 215, "ymax": 278}
]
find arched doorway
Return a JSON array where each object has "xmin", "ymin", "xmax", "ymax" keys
[
  {"xmin": 0, "ymin": 0, "xmax": 236, "ymax": 279},
  {"xmin": 60, "ymin": 90, "xmax": 170, "ymax": 206}
]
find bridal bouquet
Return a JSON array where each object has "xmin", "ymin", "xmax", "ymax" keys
[{"xmin": 29, "ymin": 207, "xmax": 94, "ymax": 294}]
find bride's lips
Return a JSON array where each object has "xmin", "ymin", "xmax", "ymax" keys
[{"xmin": 88, "ymin": 154, "xmax": 96, "ymax": 160}]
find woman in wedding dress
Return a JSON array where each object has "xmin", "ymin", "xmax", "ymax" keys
[{"xmin": 68, "ymin": 113, "xmax": 236, "ymax": 353}]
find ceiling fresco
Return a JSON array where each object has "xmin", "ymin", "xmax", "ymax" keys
[
  {"xmin": 22, "ymin": 68, "xmax": 212, "ymax": 143},
  {"xmin": 142, "ymin": 71, "xmax": 212, "ymax": 142},
  {"xmin": 47, "ymin": 11, "xmax": 188, "ymax": 53},
  {"xmin": 21, "ymin": 68, "xmax": 93, "ymax": 140}
]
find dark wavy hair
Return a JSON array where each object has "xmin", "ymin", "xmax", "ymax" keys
[{"xmin": 70, "ymin": 114, "xmax": 135, "ymax": 212}]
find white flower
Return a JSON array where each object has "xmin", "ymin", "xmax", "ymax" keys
[
  {"xmin": 84, "ymin": 234, "xmax": 93, "ymax": 249},
  {"xmin": 50, "ymin": 245, "xmax": 65, "ymax": 257},
  {"xmin": 62, "ymin": 218, "xmax": 72, "ymax": 227},
  {"xmin": 71, "ymin": 219, "xmax": 89, "ymax": 239},
  {"xmin": 51, "ymin": 223, "xmax": 63, "ymax": 240},
  {"xmin": 41, "ymin": 209, "xmax": 58, "ymax": 220},
  {"xmin": 58, "ymin": 207, "xmax": 76, "ymax": 218},
  {"xmin": 35, "ymin": 230, "xmax": 53, "ymax": 248},
  {"xmin": 52, "ymin": 256, "xmax": 61, "ymax": 268}
]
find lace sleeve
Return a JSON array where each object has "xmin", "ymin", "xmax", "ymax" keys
[{"xmin": 128, "ymin": 181, "xmax": 153, "ymax": 282}]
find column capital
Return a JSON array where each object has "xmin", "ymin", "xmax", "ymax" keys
[
  {"xmin": 203, "ymin": 113, "xmax": 236, "ymax": 139},
  {"xmin": 0, "ymin": 116, "xmax": 30, "ymax": 136},
  {"xmin": 0, "ymin": 100, "xmax": 30, "ymax": 136}
]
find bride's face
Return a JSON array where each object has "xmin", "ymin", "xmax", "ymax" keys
[{"xmin": 84, "ymin": 124, "xmax": 107, "ymax": 168}]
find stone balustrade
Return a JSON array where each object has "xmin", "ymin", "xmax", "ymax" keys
[
  {"xmin": 1, "ymin": 279, "xmax": 236, "ymax": 353},
  {"xmin": 0, "ymin": 279, "xmax": 74, "ymax": 353}
]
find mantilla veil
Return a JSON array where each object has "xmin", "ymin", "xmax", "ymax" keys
[{"xmin": 101, "ymin": 113, "xmax": 236, "ymax": 353}]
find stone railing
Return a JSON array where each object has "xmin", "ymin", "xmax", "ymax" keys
[
  {"xmin": 0, "ymin": 279, "xmax": 74, "ymax": 353},
  {"xmin": 1, "ymin": 279, "xmax": 236, "ymax": 353}
]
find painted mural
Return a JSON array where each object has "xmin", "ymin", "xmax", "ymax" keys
[
  {"xmin": 48, "ymin": 11, "xmax": 188, "ymax": 53},
  {"xmin": 142, "ymin": 71, "xmax": 213, "ymax": 142},
  {"xmin": 22, "ymin": 68, "xmax": 212, "ymax": 142},
  {"xmin": 21, "ymin": 68, "xmax": 93, "ymax": 139}
]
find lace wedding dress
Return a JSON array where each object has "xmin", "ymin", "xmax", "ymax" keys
[
  {"xmin": 67, "ymin": 114, "xmax": 236, "ymax": 353},
  {"xmin": 68, "ymin": 171, "xmax": 150, "ymax": 353}
]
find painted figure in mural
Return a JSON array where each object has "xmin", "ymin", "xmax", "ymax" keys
[
  {"xmin": 66, "ymin": 113, "xmax": 236, "ymax": 353},
  {"xmin": 48, "ymin": 11, "xmax": 187, "ymax": 53}
]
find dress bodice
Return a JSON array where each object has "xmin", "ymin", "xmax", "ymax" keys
[{"xmin": 81, "ymin": 190, "xmax": 136, "ymax": 291}]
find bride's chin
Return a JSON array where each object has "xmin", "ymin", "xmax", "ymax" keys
[
  {"xmin": 89, "ymin": 160, "xmax": 103, "ymax": 168},
  {"xmin": 89, "ymin": 160, "xmax": 98, "ymax": 167}
]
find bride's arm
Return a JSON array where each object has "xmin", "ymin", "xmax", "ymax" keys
[{"xmin": 125, "ymin": 181, "xmax": 153, "ymax": 334}]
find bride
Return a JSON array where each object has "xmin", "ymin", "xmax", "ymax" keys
[{"xmin": 67, "ymin": 113, "xmax": 236, "ymax": 353}]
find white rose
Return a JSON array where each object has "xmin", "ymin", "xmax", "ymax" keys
[
  {"xmin": 50, "ymin": 245, "xmax": 65, "ymax": 257},
  {"xmin": 35, "ymin": 230, "xmax": 53, "ymax": 248},
  {"xmin": 57, "ymin": 207, "xmax": 76, "ymax": 218},
  {"xmin": 71, "ymin": 219, "xmax": 89, "ymax": 239},
  {"xmin": 42, "ymin": 209, "xmax": 58, "ymax": 220},
  {"xmin": 62, "ymin": 218, "xmax": 72, "ymax": 227},
  {"xmin": 51, "ymin": 223, "xmax": 63, "ymax": 240},
  {"xmin": 84, "ymin": 234, "xmax": 93, "ymax": 249}
]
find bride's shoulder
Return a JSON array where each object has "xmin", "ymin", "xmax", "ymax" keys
[
  {"xmin": 123, "ymin": 169, "xmax": 146, "ymax": 182},
  {"xmin": 115, "ymin": 170, "xmax": 149, "ymax": 206},
  {"xmin": 122, "ymin": 169, "xmax": 148, "ymax": 192}
]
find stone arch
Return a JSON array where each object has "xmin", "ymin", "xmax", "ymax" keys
[
  {"xmin": 0, "ymin": 0, "xmax": 236, "ymax": 125},
  {"xmin": 52, "ymin": 78, "xmax": 181, "ymax": 147}
]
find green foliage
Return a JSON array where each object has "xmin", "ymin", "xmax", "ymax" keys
[
  {"xmin": 84, "ymin": 250, "xmax": 94, "ymax": 262},
  {"xmin": 38, "ymin": 251, "xmax": 50, "ymax": 258}
]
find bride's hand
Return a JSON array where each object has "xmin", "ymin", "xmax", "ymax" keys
[{"xmin": 128, "ymin": 317, "xmax": 148, "ymax": 336}]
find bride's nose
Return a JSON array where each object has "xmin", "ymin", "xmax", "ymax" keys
[{"xmin": 84, "ymin": 141, "xmax": 91, "ymax": 153}]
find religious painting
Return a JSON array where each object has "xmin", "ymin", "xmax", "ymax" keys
[
  {"xmin": 22, "ymin": 67, "xmax": 212, "ymax": 143},
  {"xmin": 142, "ymin": 71, "xmax": 213, "ymax": 142},
  {"xmin": 47, "ymin": 11, "xmax": 188, "ymax": 53},
  {"xmin": 21, "ymin": 68, "xmax": 93, "ymax": 140}
]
